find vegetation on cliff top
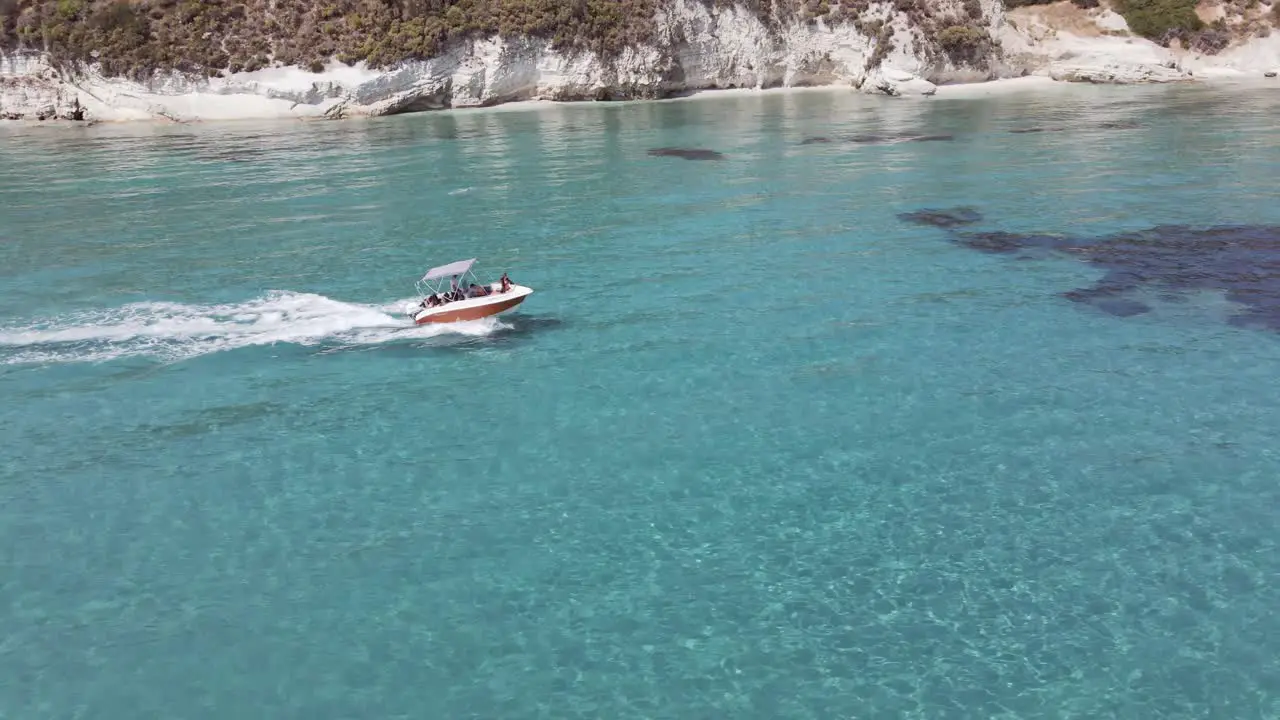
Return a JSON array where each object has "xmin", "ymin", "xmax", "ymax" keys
[
  {"xmin": 0, "ymin": 0, "xmax": 670, "ymax": 78},
  {"xmin": 1011, "ymin": 0, "xmax": 1276, "ymax": 52},
  {"xmin": 1009, "ymin": 0, "xmax": 1203, "ymax": 39},
  {"xmin": 0, "ymin": 0, "xmax": 1001, "ymax": 80}
]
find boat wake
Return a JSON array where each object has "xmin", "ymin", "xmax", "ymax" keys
[{"xmin": 0, "ymin": 290, "xmax": 510, "ymax": 365}]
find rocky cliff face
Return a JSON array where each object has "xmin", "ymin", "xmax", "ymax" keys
[
  {"xmin": 0, "ymin": 0, "xmax": 1006, "ymax": 122},
  {"xmin": 0, "ymin": 0, "xmax": 1276, "ymax": 123}
]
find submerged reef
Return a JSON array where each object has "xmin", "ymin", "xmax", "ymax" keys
[
  {"xmin": 799, "ymin": 133, "xmax": 955, "ymax": 146},
  {"xmin": 647, "ymin": 147, "xmax": 725, "ymax": 161},
  {"xmin": 899, "ymin": 207, "xmax": 1280, "ymax": 332}
]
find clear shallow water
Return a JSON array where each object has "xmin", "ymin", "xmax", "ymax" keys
[{"xmin": 3, "ymin": 82, "xmax": 1280, "ymax": 718}]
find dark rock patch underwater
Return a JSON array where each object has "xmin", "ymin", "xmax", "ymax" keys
[
  {"xmin": 799, "ymin": 133, "xmax": 954, "ymax": 146},
  {"xmin": 899, "ymin": 207, "xmax": 1280, "ymax": 333},
  {"xmin": 801, "ymin": 121, "xmax": 1142, "ymax": 145},
  {"xmin": 647, "ymin": 147, "xmax": 724, "ymax": 160}
]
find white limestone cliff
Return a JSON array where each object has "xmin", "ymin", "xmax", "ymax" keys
[
  {"xmin": 1, "ymin": 0, "xmax": 1277, "ymax": 123},
  {"xmin": 0, "ymin": 0, "xmax": 999, "ymax": 122}
]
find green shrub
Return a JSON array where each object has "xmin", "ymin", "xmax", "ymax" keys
[
  {"xmin": 1115, "ymin": 0, "xmax": 1202, "ymax": 40},
  {"xmin": 933, "ymin": 21, "xmax": 993, "ymax": 65},
  {"xmin": 0, "ymin": 0, "xmax": 16, "ymax": 43},
  {"xmin": 862, "ymin": 18, "xmax": 894, "ymax": 70},
  {"xmin": 1190, "ymin": 26, "xmax": 1229, "ymax": 52}
]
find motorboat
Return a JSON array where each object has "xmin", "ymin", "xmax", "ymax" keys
[{"xmin": 404, "ymin": 258, "xmax": 533, "ymax": 325}]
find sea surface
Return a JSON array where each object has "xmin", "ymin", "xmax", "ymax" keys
[{"xmin": 3, "ymin": 81, "xmax": 1280, "ymax": 719}]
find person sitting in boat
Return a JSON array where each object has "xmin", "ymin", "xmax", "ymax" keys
[
  {"xmin": 468, "ymin": 283, "xmax": 490, "ymax": 298},
  {"xmin": 500, "ymin": 272, "xmax": 512, "ymax": 293}
]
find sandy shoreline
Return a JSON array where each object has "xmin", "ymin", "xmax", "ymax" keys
[
  {"xmin": 374, "ymin": 68, "xmax": 1280, "ymax": 115},
  {"xmin": 1, "ymin": 68, "xmax": 1276, "ymax": 131}
]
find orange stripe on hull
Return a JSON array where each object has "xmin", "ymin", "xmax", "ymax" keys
[{"xmin": 415, "ymin": 294, "xmax": 527, "ymax": 324}]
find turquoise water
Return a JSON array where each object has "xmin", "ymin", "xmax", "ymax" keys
[{"xmin": 3, "ymin": 82, "xmax": 1280, "ymax": 718}]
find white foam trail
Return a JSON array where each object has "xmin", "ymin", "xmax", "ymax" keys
[{"xmin": 0, "ymin": 290, "xmax": 509, "ymax": 365}]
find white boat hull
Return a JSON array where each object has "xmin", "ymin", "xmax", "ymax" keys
[{"xmin": 406, "ymin": 285, "xmax": 533, "ymax": 324}]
